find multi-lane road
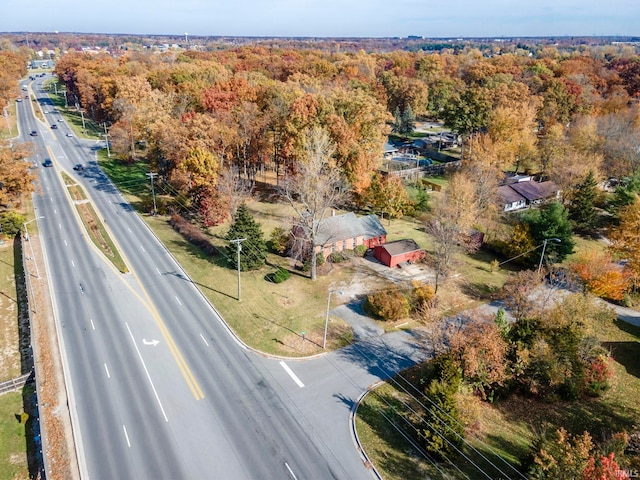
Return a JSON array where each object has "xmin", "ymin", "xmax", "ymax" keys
[{"xmin": 17, "ymin": 75, "xmax": 425, "ymax": 479}]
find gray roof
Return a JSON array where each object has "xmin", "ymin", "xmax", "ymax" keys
[
  {"xmin": 377, "ymin": 239, "xmax": 421, "ymax": 256},
  {"xmin": 384, "ymin": 142, "xmax": 398, "ymax": 154},
  {"xmin": 315, "ymin": 213, "xmax": 386, "ymax": 246},
  {"xmin": 497, "ymin": 185, "xmax": 526, "ymax": 204},
  {"xmin": 509, "ymin": 180, "xmax": 559, "ymax": 201}
]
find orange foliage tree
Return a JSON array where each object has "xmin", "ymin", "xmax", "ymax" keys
[{"xmin": 570, "ymin": 248, "xmax": 632, "ymax": 301}]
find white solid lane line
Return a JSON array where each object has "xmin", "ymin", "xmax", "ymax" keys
[
  {"xmin": 199, "ymin": 334, "xmax": 209, "ymax": 347},
  {"xmin": 285, "ymin": 462, "xmax": 298, "ymax": 480},
  {"xmin": 122, "ymin": 425, "xmax": 131, "ymax": 447},
  {"xmin": 124, "ymin": 322, "xmax": 169, "ymax": 422},
  {"xmin": 104, "ymin": 363, "xmax": 110, "ymax": 379},
  {"xmin": 279, "ymin": 361, "xmax": 305, "ymax": 388}
]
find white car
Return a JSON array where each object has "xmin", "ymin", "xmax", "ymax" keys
[{"xmin": 66, "ymin": 133, "xmax": 73, "ymax": 137}]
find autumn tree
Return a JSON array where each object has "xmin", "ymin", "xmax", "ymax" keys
[
  {"xmin": 449, "ymin": 316, "xmax": 508, "ymax": 399},
  {"xmin": 362, "ymin": 173, "xmax": 413, "ymax": 220},
  {"xmin": 281, "ymin": 127, "xmax": 345, "ymax": 280},
  {"xmin": 609, "ymin": 195, "xmax": 640, "ymax": 287},
  {"xmin": 426, "ymin": 173, "xmax": 480, "ymax": 291},
  {"xmin": 0, "ymin": 143, "xmax": 35, "ymax": 208},
  {"xmin": 226, "ymin": 203, "xmax": 267, "ymax": 271},
  {"xmin": 526, "ymin": 428, "xmax": 594, "ymax": 480},
  {"xmin": 570, "ymin": 248, "xmax": 631, "ymax": 301}
]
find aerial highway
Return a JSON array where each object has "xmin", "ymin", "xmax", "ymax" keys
[{"xmin": 18, "ymin": 75, "xmax": 420, "ymax": 479}]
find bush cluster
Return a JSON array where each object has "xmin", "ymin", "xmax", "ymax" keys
[
  {"xmin": 267, "ymin": 267, "xmax": 291, "ymax": 284},
  {"xmin": 365, "ymin": 289, "xmax": 410, "ymax": 321},
  {"xmin": 169, "ymin": 214, "xmax": 218, "ymax": 256},
  {"xmin": 0, "ymin": 212, "xmax": 26, "ymax": 236},
  {"xmin": 354, "ymin": 245, "xmax": 368, "ymax": 257}
]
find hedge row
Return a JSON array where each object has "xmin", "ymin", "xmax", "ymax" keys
[{"xmin": 169, "ymin": 214, "xmax": 218, "ymax": 256}]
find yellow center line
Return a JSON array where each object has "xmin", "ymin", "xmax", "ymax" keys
[{"xmin": 48, "ymin": 154, "xmax": 204, "ymax": 400}]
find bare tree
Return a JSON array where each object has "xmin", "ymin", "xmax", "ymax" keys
[
  {"xmin": 426, "ymin": 173, "xmax": 479, "ymax": 292},
  {"xmin": 217, "ymin": 165, "xmax": 253, "ymax": 219},
  {"xmin": 281, "ymin": 127, "xmax": 345, "ymax": 280}
]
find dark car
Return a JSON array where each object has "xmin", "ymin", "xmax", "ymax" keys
[
  {"xmin": 73, "ymin": 164, "xmax": 84, "ymax": 171},
  {"xmin": 51, "ymin": 124, "xmax": 58, "ymax": 129},
  {"xmin": 43, "ymin": 159, "xmax": 52, "ymax": 167},
  {"xmin": 29, "ymin": 131, "xmax": 37, "ymax": 136}
]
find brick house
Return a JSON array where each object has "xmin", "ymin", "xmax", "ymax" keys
[
  {"xmin": 373, "ymin": 239, "xmax": 424, "ymax": 268},
  {"xmin": 313, "ymin": 212, "xmax": 387, "ymax": 258}
]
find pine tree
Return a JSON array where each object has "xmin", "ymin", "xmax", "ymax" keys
[
  {"xmin": 392, "ymin": 106, "xmax": 402, "ymax": 133},
  {"xmin": 569, "ymin": 170, "xmax": 598, "ymax": 232},
  {"xmin": 226, "ymin": 203, "xmax": 267, "ymax": 271},
  {"xmin": 400, "ymin": 104, "xmax": 415, "ymax": 134}
]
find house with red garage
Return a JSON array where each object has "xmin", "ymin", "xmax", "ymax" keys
[
  {"xmin": 374, "ymin": 239, "xmax": 425, "ymax": 268},
  {"xmin": 313, "ymin": 212, "xmax": 387, "ymax": 258}
]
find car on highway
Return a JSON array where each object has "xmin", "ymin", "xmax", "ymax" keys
[
  {"xmin": 16, "ymin": 98, "xmax": 22, "ymax": 102},
  {"xmin": 51, "ymin": 124, "xmax": 58, "ymax": 129},
  {"xmin": 73, "ymin": 164, "xmax": 84, "ymax": 171},
  {"xmin": 66, "ymin": 132, "xmax": 73, "ymax": 137},
  {"xmin": 44, "ymin": 110, "xmax": 49, "ymax": 114},
  {"xmin": 43, "ymin": 159, "xmax": 53, "ymax": 167},
  {"xmin": 29, "ymin": 131, "xmax": 37, "ymax": 136}
]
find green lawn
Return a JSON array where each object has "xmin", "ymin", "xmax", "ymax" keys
[
  {"xmin": 0, "ymin": 240, "xmax": 21, "ymax": 382},
  {"xmin": 0, "ymin": 392, "xmax": 29, "ymax": 480}
]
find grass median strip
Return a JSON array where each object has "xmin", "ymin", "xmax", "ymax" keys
[{"xmin": 62, "ymin": 172, "xmax": 127, "ymax": 273}]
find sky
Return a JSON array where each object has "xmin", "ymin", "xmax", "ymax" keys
[{"xmin": 2, "ymin": 0, "xmax": 639, "ymax": 38}]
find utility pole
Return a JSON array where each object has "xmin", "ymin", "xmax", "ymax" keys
[
  {"xmin": 79, "ymin": 109, "xmax": 86, "ymax": 134},
  {"xmin": 103, "ymin": 123, "xmax": 110, "ymax": 158},
  {"xmin": 230, "ymin": 238, "xmax": 246, "ymax": 301},
  {"xmin": 146, "ymin": 172, "xmax": 158, "ymax": 215},
  {"xmin": 538, "ymin": 238, "xmax": 561, "ymax": 273}
]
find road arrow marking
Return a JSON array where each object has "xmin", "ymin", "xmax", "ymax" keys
[{"xmin": 142, "ymin": 339, "xmax": 159, "ymax": 347}]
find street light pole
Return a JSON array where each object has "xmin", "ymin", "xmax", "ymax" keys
[
  {"xmin": 538, "ymin": 238, "xmax": 561, "ymax": 273},
  {"xmin": 324, "ymin": 289, "xmax": 343, "ymax": 349}
]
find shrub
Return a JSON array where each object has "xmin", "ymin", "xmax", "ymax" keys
[
  {"xmin": 420, "ymin": 378, "xmax": 465, "ymax": 460},
  {"xmin": 269, "ymin": 227, "xmax": 290, "ymax": 255},
  {"xmin": 169, "ymin": 214, "xmax": 218, "ymax": 256},
  {"xmin": 584, "ymin": 355, "xmax": 613, "ymax": 397},
  {"xmin": 1, "ymin": 212, "xmax": 26, "ymax": 236},
  {"xmin": 267, "ymin": 267, "xmax": 291, "ymax": 283},
  {"xmin": 365, "ymin": 289, "xmax": 410, "ymax": 321},
  {"xmin": 411, "ymin": 280, "xmax": 436, "ymax": 309},
  {"xmin": 354, "ymin": 244, "xmax": 367, "ymax": 257},
  {"xmin": 328, "ymin": 252, "xmax": 344, "ymax": 263}
]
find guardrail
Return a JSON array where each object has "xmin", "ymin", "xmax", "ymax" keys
[{"xmin": 0, "ymin": 372, "xmax": 33, "ymax": 395}]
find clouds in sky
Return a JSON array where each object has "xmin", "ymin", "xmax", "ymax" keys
[{"xmin": 3, "ymin": 0, "xmax": 639, "ymax": 37}]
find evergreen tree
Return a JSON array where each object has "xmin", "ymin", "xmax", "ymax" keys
[
  {"xmin": 520, "ymin": 201, "xmax": 575, "ymax": 266},
  {"xmin": 569, "ymin": 170, "xmax": 598, "ymax": 232},
  {"xmin": 226, "ymin": 203, "xmax": 267, "ymax": 271},
  {"xmin": 392, "ymin": 106, "xmax": 403, "ymax": 133},
  {"xmin": 400, "ymin": 105, "xmax": 415, "ymax": 134}
]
